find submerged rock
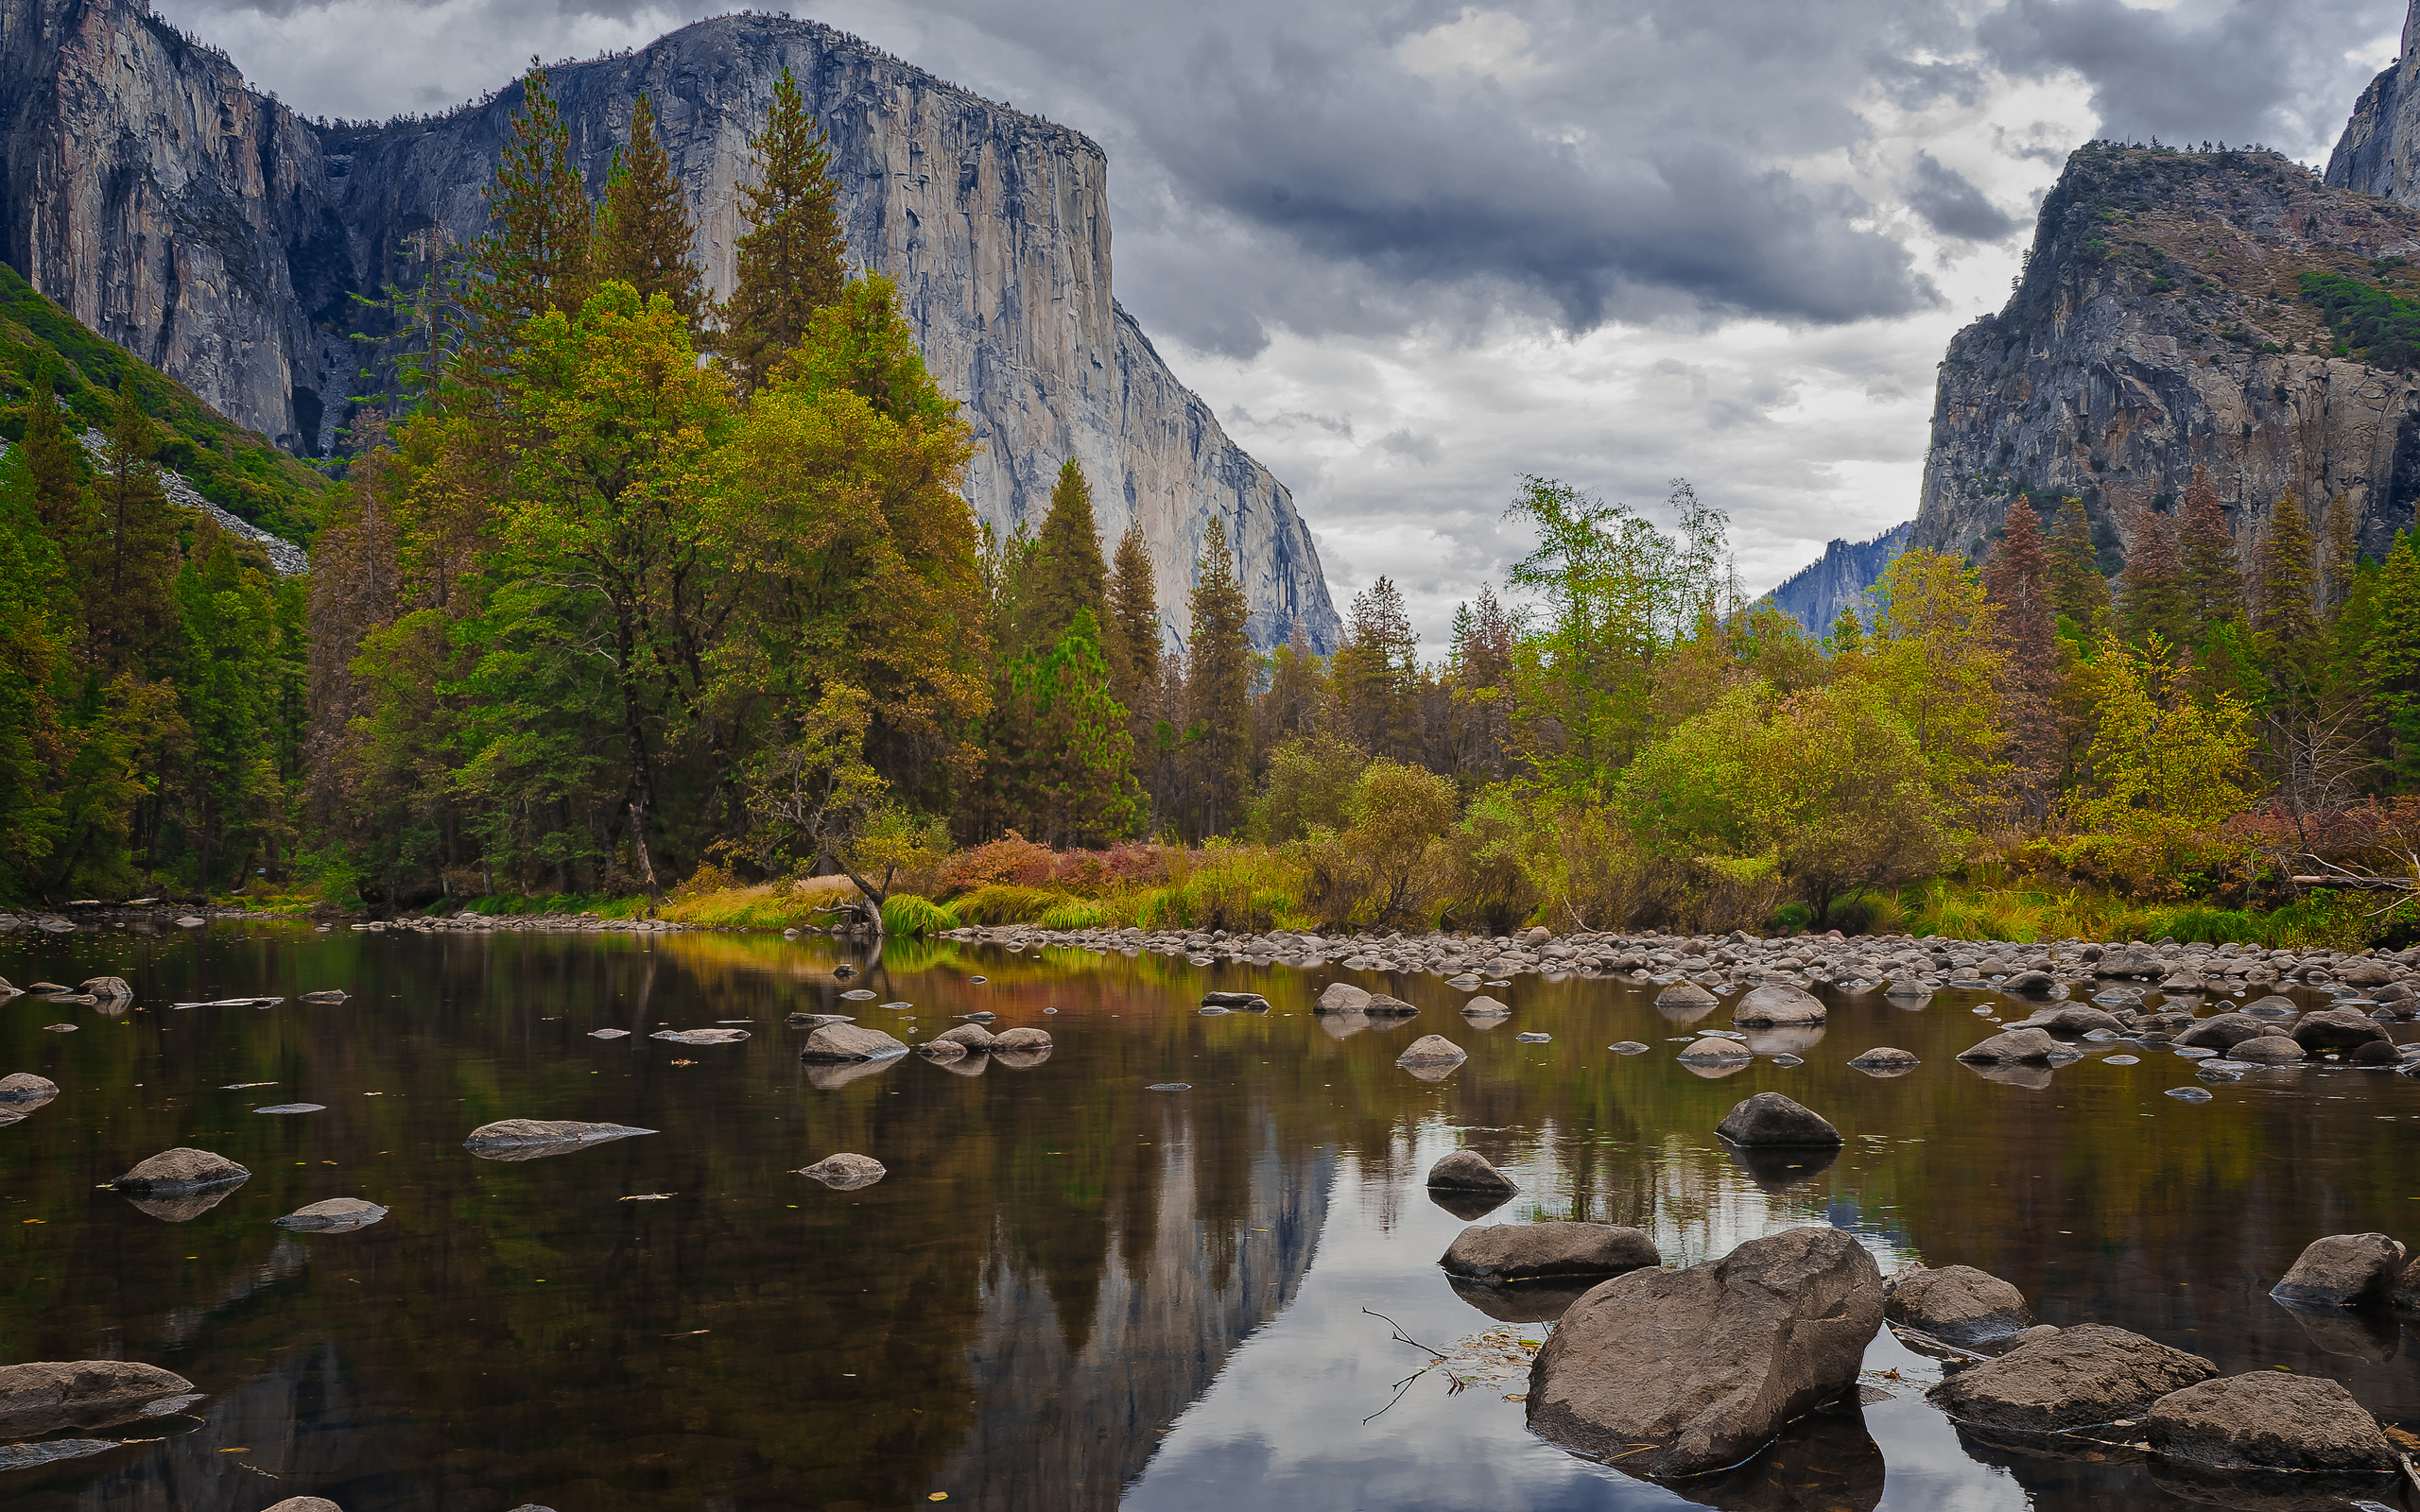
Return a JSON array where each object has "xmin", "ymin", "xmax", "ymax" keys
[
  {"xmin": 1447, "ymin": 1275, "xmax": 1599, "ymax": 1324},
  {"xmin": 112, "ymin": 1147, "xmax": 248, "ymax": 1191},
  {"xmin": 1956, "ymin": 1027, "xmax": 2061, "ymax": 1064},
  {"xmin": 800, "ymin": 1153, "xmax": 886, "ymax": 1190},
  {"xmin": 1426, "ymin": 1148, "xmax": 1516, "ymax": 1193},
  {"xmin": 2272, "ymin": 1233, "xmax": 2408, "ymax": 1307},
  {"xmin": 1201, "ymin": 991, "xmax": 1270, "ymax": 1009},
  {"xmin": 1526, "ymin": 1226, "xmax": 1883, "ymax": 1477},
  {"xmin": 0, "ymin": 1359, "xmax": 198, "ymax": 1436},
  {"xmin": 1716, "ymin": 1091, "xmax": 1842, "ymax": 1148},
  {"xmin": 276, "ymin": 1198, "xmax": 387, "ymax": 1231},
  {"xmin": 2147, "ymin": 1372, "xmax": 2398, "ymax": 1473},
  {"xmin": 1441, "ymin": 1221, "xmax": 1659, "ymax": 1283},
  {"xmin": 1847, "ymin": 1047, "xmax": 1919, "ymax": 1075},
  {"xmin": 0, "ymin": 1072, "xmax": 60, "ymax": 1104},
  {"xmin": 1608, "ymin": 1040, "xmax": 1651, "ymax": 1055},
  {"xmin": 801, "ymin": 1023, "xmax": 910, "ymax": 1062},
  {"xmin": 1927, "ymin": 1323, "xmax": 2215, "ymax": 1432},
  {"xmin": 1885, "ymin": 1264, "xmax": 2032, "ymax": 1350},
  {"xmin": 648, "ymin": 1027, "xmax": 751, "ymax": 1044},
  {"xmin": 1679, "ymin": 1037, "xmax": 1753, "ymax": 1064},
  {"xmin": 462, "ymin": 1120, "xmax": 654, "ymax": 1160},
  {"xmin": 298, "ymin": 989, "xmax": 349, "ymax": 1004}
]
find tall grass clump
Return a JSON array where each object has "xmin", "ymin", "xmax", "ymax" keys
[{"xmin": 882, "ymin": 893, "xmax": 959, "ymax": 936}]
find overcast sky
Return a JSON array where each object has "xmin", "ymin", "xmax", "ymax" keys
[{"xmin": 153, "ymin": 0, "xmax": 2408, "ymax": 648}]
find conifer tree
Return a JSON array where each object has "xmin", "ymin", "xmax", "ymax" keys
[
  {"xmin": 1006, "ymin": 607, "xmax": 1143, "ymax": 846},
  {"xmin": 1982, "ymin": 500, "xmax": 2061, "ymax": 811},
  {"xmin": 1027, "ymin": 460, "xmax": 1108, "ymax": 650},
  {"xmin": 1258, "ymin": 619, "xmax": 1329, "ymax": 754},
  {"xmin": 1184, "ymin": 517, "xmax": 1253, "ymax": 836},
  {"xmin": 83, "ymin": 379, "xmax": 182, "ymax": 677},
  {"xmin": 727, "ymin": 67, "xmax": 848, "ymax": 393},
  {"xmin": 1334, "ymin": 576, "xmax": 1419, "ymax": 760},
  {"xmin": 20, "ymin": 361, "xmax": 82, "ymax": 539},
  {"xmin": 2254, "ymin": 489, "xmax": 2320, "ymax": 657},
  {"xmin": 2179, "ymin": 466, "xmax": 2244, "ymax": 626},
  {"xmin": 2118, "ymin": 508, "xmax": 2187, "ymax": 652},
  {"xmin": 2046, "ymin": 496, "xmax": 2109, "ymax": 633},
  {"xmin": 457, "ymin": 63, "xmax": 593, "ymax": 393},
  {"xmin": 2322, "ymin": 491, "xmax": 2362, "ymax": 619},
  {"xmin": 594, "ymin": 94, "xmax": 706, "ymax": 326},
  {"xmin": 1105, "ymin": 519, "xmax": 1160, "ymax": 723}
]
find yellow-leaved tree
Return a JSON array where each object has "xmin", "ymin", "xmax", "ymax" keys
[{"xmin": 2068, "ymin": 632, "xmax": 2258, "ymax": 892}]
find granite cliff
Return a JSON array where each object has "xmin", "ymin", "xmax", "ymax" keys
[
  {"xmin": 0, "ymin": 0, "xmax": 1340, "ymax": 648},
  {"xmin": 1913, "ymin": 142, "xmax": 2420, "ymax": 568},
  {"xmin": 2327, "ymin": 1, "xmax": 2420, "ymax": 204},
  {"xmin": 1763, "ymin": 521, "xmax": 1910, "ymax": 634}
]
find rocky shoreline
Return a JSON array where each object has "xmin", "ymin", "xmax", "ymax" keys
[{"xmin": 944, "ymin": 922, "xmax": 2420, "ymax": 1005}]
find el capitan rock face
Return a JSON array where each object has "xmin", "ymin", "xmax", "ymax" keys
[
  {"xmin": 0, "ymin": 0, "xmax": 1339, "ymax": 650},
  {"xmin": 1913, "ymin": 141, "xmax": 2420, "ymax": 574}
]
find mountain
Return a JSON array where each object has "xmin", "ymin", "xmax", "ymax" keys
[
  {"xmin": 0, "ymin": 0, "xmax": 1340, "ymax": 650},
  {"xmin": 1911, "ymin": 140, "xmax": 2420, "ymax": 570},
  {"xmin": 2327, "ymin": 2, "xmax": 2420, "ymax": 202},
  {"xmin": 1761, "ymin": 521, "xmax": 1910, "ymax": 634},
  {"xmin": 0, "ymin": 258, "xmax": 323, "ymax": 563}
]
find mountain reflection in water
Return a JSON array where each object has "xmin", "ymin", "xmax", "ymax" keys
[{"xmin": 0, "ymin": 924, "xmax": 2415, "ymax": 1511}]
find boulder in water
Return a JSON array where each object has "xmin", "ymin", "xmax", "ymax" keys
[
  {"xmin": 1955, "ymin": 1027, "xmax": 2061, "ymax": 1063},
  {"xmin": 1678, "ymin": 1037, "xmax": 1752, "ymax": 1064},
  {"xmin": 801, "ymin": 1153, "xmax": 887, "ymax": 1190},
  {"xmin": 1847, "ymin": 1047, "xmax": 1918, "ymax": 1074},
  {"xmin": 990, "ymin": 1026, "xmax": 1052, "ymax": 1051},
  {"xmin": 275, "ymin": 1198, "xmax": 388, "ymax": 1232},
  {"xmin": 1715, "ymin": 1091, "xmax": 1841, "ymax": 1147},
  {"xmin": 2176, "ymin": 1013, "xmax": 2273, "ymax": 1050},
  {"xmin": 1526, "ymin": 1226, "xmax": 1883, "ymax": 1477},
  {"xmin": 801, "ymin": 1023, "xmax": 909, "ymax": 1062},
  {"xmin": 1441, "ymin": 1221, "xmax": 1659, "ymax": 1283},
  {"xmin": 2146, "ymin": 1371, "xmax": 2398, "ymax": 1473},
  {"xmin": 2290, "ymin": 1009, "xmax": 2391, "ymax": 1053},
  {"xmin": 462, "ymin": 1120, "xmax": 654, "ymax": 1160},
  {"xmin": 2272, "ymin": 1233, "xmax": 2408, "ymax": 1307},
  {"xmin": 78, "ymin": 976, "xmax": 131, "ymax": 1000},
  {"xmin": 1885, "ymin": 1264, "xmax": 2031, "ymax": 1350},
  {"xmin": 648, "ymin": 1027, "xmax": 750, "ymax": 1044},
  {"xmin": 1927, "ymin": 1323, "xmax": 2215, "ymax": 1432},
  {"xmin": 0, "ymin": 1072, "xmax": 59, "ymax": 1105},
  {"xmin": 0, "ymin": 1359, "xmax": 198, "ymax": 1436},
  {"xmin": 1395, "ymin": 1035, "xmax": 1467, "ymax": 1071},
  {"xmin": 299, "ymin": 989, "xmax": 349, "ymax": 1004},
  {"xmin": 1733, "ymin": 984, "xmax": 1825, "ymax": 1024},
  {"xmin": 1461, "ymin": 995, "xmax": 1511, "ymax": 1017},
  {"xmin": 112, "ymin": 1147, "xmax": 247, "ymax": 1191},
  {"xmin": 1315, "ymin": 983, "xmax": 1372, "ymax": 1015},
  {"xmin": 2231, "ymin": 1036, "xmax": 2306, "ymax": 1063},
  {"xmin": 1426, "ymin": 1148, "xmax": 1516, "ymax": 1193}
]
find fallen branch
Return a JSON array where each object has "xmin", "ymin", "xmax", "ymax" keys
[{"xmin": 1887, "ymin": 1321, "xmax": 1991, "ymax": 1363}]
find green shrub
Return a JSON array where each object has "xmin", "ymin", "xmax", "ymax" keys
[
  {"xmin": 1036, "ymin": 898, "xmax": 1107, "ymax": 930},
  {"xmin": 882, "ymin": 892, "xmax": 959, "ymax": 936}
]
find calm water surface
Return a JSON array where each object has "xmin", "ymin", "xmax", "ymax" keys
[{"xmin": 4, "ymin": 924, "xmax": 2418, "ymax": 1511}]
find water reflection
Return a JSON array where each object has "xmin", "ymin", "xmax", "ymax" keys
[{"xmin": 2, "ymin": 926, "xmax": 2417, "ymax": 1510}]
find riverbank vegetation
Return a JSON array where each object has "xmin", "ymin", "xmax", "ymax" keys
[{"xmin": 4, "ymin": 64, "xmax": 2419, "ymax": 946}]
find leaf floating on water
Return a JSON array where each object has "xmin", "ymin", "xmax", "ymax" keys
[
  {"xmin": 620, "ymin": 1193, "xmax": 676, "ymax": 1201},
  {"xmin": 1148, "ymin": 1083, "xmax": 1192, "ymax": 1091}
]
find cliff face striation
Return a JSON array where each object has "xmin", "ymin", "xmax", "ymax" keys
[
  {"xmin": 1914, "ymin": 142, "xmax": 2420, "ymax": 569},
  {"xmin": 1763, "ymin": 521, "xmax": 1910, "ymax": 634},
  {"xmin": 2327, "ymin": 1, "xmax": 2420, "ymax": 204},
  {"xmin": 0, "ymin": 0, "xmax": 1340, "ymax": 648}
]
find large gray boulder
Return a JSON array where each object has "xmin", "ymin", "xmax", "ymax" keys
[
  {"xmin": 2015, "ymin": 1005, "xmax": 2128, "ymax": 1037},
  {"xmin": 2147, "ymin": 1372, "xmax": 2399, "ymax": 1472},
  {"xmin": 1885, "ymin": 1264, "xmax": 2031, "ymax": 1350},
  {"xmin": 1395, "ymin": 1035, "xmax": 1467, "ymax": 1071},
  {"xmin": 2290, "ymin": 1009, "xmax": 2392, "ymax": 1054},
  {"xmin": 929, "ymin": 1022, "xmax": 995, "ymax": 1051},
  {"xmin": 1426, "ymin": 1149, "xmax": 1515, "ymax": 1193},
  {"xmin": 0, "ymin": 1072, "xmax": 59, "ymax": 1104},
  {"xmin": 79, "ymin": 975, "xmax": 132, "ymax": 1000},
  {"xmin": 990, "ymin": 1026, "xmax": 1052, "ymax": 1051},
  {"xmin": 1654, "ymin": 981, "xmax": 1718, "ymax": 1017},
  {"xmin": 1955, "ymin": 1027, "xmax": 2061, "ymax": 1063},
  {"xmin": 1440, "ymin": 1221, "xmax": 1659, "ymax": 1283},
  {"xmin": 1525, "ymin": 1226, "xmax": 1883, "ymax": 1477},
  {"xmin": 2095, "ymin": 946, "xmax": 2165, "ymax": 977},
  {"xmin": 0, "ymin": 1360, "xmax": 196, "ymax": 1435},
  {"xmin": 2176, "ymin": 1013, "xmax": 2274, "ymax": 1051},
  {"xmin": 1733, "ymin": 984, "xmax": 1825, "ymax": 1025},
  {"xmin": 1315, "ymin": 982, "xmax": 1373, "ymax": 1014},
  {"xmin": 2272, "ymin": 1233, "xmax": 2408, "ymax": 1307},
  {"xmin": 800, "ymin": 1023, "xmax": 910, "ymax": 1062},
  {"xmin": 111, "ymin": 1147, "xmax": 248, "ymax": 1191},
  {"xmin": 2002, "ymin": 970, "xmax": 2059, "ymax": 996},
  {"xmin": 1716, "ymin": 1092, "xmax": 1841, "ymax": 1147},
  {"xmin": 1927, "ymin": 1324, "xmax": 2215, "ymax": 1432},
  {"xmin": 2231, "ymin": 1036, "xmax": 2306, "ymax": 1063}
]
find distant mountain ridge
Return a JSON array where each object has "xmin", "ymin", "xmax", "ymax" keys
[
  {"xmin": 0, "ymin": 0, "xmax": 1340, "ymax": 648},
  {"xmin": 1762, "ymin": 522, "xmax": 1910, "ymax": 634}
]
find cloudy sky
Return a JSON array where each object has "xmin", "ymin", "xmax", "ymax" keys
[{"xmin": 154, "ymin": 0, "xmax": 2409, "ymax": 647}]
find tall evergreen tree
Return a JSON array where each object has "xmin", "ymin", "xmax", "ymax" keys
[
  {"xmin": 1257, "ymin": 619, "xmax": 1329, "ymax": 755},
  {"xmin": 594, "ymin": 94, "xmax": 706, "ymax": 326},
  {"xmin": 2322, "ymin": 491, "xmax": 2363, "ymax": 619},
  {"xmin": 1184, "ymin": 517, "xmax": 1253, "ymax": 837},
  {"xmin": 1105, "ymin": 519, "xmax": 1160, "ymax": 722},
  {"xmin": 999, "ymin": 607, "xmax": 1142, "ymax": 846},
  {"xmin": 1027, "ymin": 460, "xmax": 1108, "ymax": 650},
  {"xmin": 2179, "ymin": 466, "xmax": 2244, "ymax": 625},
  {"xmin": 83, "ymin": 379, "xmax": 182, "ymax": 677},
  {"xmin": 727, "ymin": 67, "xmax": 848, "ymax": 392},
  {"xmin": 2046, "ymin": 496, "xmax": 2109, "ymax": 634},
  {"xmin": 2253, "ymin": 489, "xmax": 2320, "ymax": 659},
  {"xmin": 1982, "ymin": 500, "xmax": 2061, "ymax": 812},
  {"xmin": 1334, "ymin": 576, "xmax": 1419, "ymax": 760},
  {"xmin": 2118, "ymin": 508, "xmax": 2187, "ymax": 652},
  {"xmin": 457, "ymin": 63, "xmax": 593, "ymax": 394},
  {"xmin": 20, "ymin": 360, "xmax": 82, "ymax": 539}
]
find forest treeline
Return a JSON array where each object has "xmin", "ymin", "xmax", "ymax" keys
[{"xmin": 6, "ymin": 65, "xmax": 2420, "ymax": 933}]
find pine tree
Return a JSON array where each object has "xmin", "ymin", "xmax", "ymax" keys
[
  {"xmin": 1982, "ymin": 500, "xmax": 2062, "ymax": 810},
  {"xmin": 82, "ymin": 378, "xmax": 182, "ymax": 677},
  {"xmin": 2322, "ymin": 491, "xmax": 2362, "ymax": 619},
  {"xmin": 2118, "ymin": 508, "xmax": 2187, "ymax": 652},
  {"xmin": 1105, "ymin": 518, "xmax": 1160, "ymax": 723},
  {"xmin": 2179, "ymin": 466, "xmax": 2245, "ymax": 626},
  {"xmin": 1008, "ymin": 608, "xmax": 1143, "ymax": 846},
  {"xmin": 1334, "ymin": 576, "xmax": 1418, "ymax": 760},
  {"xmin": 2046, "ymin": 496, "xmax": 2109, "ymax": 634},
  {"xmin": 727, "ymin": 67, "xmax": 848, "ymax": 393},
  {"xmin": 1184, "ymin": 517, "xmax": 1253, "ymax": 837},
  {"xmin": 1027, "ymin": 460, "xmax": 1108, "ymax": 650},
  {"xmin": 594, "ymin": 94, "xmax": 706, "ymax": 326},
  {"xmin": 1257, "ymin": 619, "xmax": 1329, "ymax": 755},
  {"xmin": 2254, "ymin": 489, "xmax": 2321, "ymax": 659},
  {"xmin": 20, "ymin": 360, "xmax": 82, "ymax": 539},
  {"xmin": 457, "ymin": 63, "xmax": 593, "ymax": 393}
]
